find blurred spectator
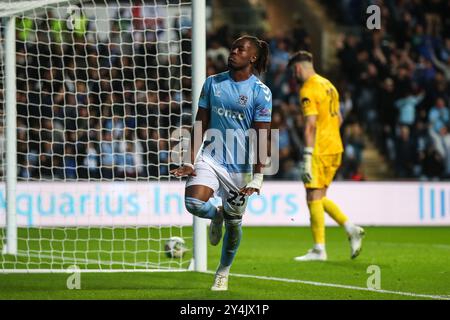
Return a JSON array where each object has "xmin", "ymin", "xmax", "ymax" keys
[
  {"xmin": 83, "ymin": 141, "xmax": 100, "ymax": 179},
  {"xmin": 340, "ymin": 90, "xmax": 353, "ymax": 120},
  {"xmin": 341, "ymin": 122, "xmax": 365, "ymax": 179},
  {"xmin": 395, "ymin": 88, "xmax": 425, "ymax": 127},
  {"xmin": 422, "ymin": 145, "xmax": 445, "ymax": 180},
  {"xmin": 395, "ymin": 125, "xmax": 418, "ymax": 178},
  {"xmin": 428, "ymin": 97, "xmax": 449, "ymax": 132},
  {"xmin": 158, "ymin": 139, "xmax": 170, "ymax": 177},
  {"xmin": 350, "ymin": 164, "xmax": 365, "ymax": 181},
  {"xmin": 429, "ymin": 125, "xmax": 450, "ymax": 178},
  {"xmin": 377, "ymin": 78, "xmax": 397, "ymax": 154},
  {"xmin": 0, "ymin": 126, "xmax": 4, "ymax": 178},
  {"xmin": 100, "ymin": 130, "xmax": 114, "ymax": 179},
  {"xmin": 206, "ymin": 37, "xmax": 229, "ymax": 66},
  {"xmin": 63, "ymin": 144, "xmax": 77, "ymax": 180},
  {"xmin": 270, "ymin": 36, "xmax": 290, "ymax": 73},
  {"xmin": 1, "ymin": 3, "xmax": 322, "ymax": 182},
  {"xmin": 270, "ymin": 109, "xmax": 294, "ymax": 179},
  {"xmin": 9, "ymin": 0, "xmax": 450, "ymax": 183},
  {"xmin": 331, "ymin": 0, "xmax": 450, "ymax": 180}
]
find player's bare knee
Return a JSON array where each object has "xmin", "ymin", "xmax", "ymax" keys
[{"xmin": 306, "ymin": 188, "xmax": 325, "ymax": 202}]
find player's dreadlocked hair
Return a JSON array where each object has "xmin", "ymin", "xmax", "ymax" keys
[{"xmin": 239, "ymin": 35, "xmax": 270, "ymax": 74}]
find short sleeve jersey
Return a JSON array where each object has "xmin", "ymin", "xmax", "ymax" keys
[{"xmin": 198, "ymin": 71, "xmax": 272, "ymax": 173}]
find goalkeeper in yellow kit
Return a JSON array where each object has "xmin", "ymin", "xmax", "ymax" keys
[{"xmin": 288, "ymin": 51, "xmax": 365, "ymax": 261}]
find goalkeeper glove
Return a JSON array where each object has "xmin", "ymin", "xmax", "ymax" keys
[{"xmin": 300, "ymin": 147, "xmax": 313, "ymax": 183}]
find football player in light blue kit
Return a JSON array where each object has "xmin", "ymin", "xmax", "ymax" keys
[{"xmin": 171, "ymin": 36, "xmax": 272, "ymax": 291}]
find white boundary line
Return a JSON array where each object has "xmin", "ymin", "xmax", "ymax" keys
[
  {"xmin": 374, "ymin": 242, "xmax": 450, "ymax": 250},
  {"xmin": 0, "ymin": 269, "xmax": 190, "ymax": 274},
  {"xmin": 0, "ymin": 251, "xmax": 190, "ymax": 273},
  {"xmin": 203, "ymin": 271, "xmax": 450, "ymax": 300},
  {"xmin": 2, "ymin": 253, "xmax": 449, "ymax": 300}
]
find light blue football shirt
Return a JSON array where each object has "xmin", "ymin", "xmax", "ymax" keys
[{"xmin": 198, "ymin": 71, "xmax": 272, "ymax": 173}]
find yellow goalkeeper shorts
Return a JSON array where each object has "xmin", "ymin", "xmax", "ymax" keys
[{"xmin": 304, "ymin": 153, "xmax": 342, "ymax": 189}]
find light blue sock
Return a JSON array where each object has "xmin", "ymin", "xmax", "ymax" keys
[
  {"xmin": 220, "ymin": 219, "xmax": 242, "ymax": 268},
  {"xmin": 184, "ymin": 197, "xmax": 217, "ymax": 220}
]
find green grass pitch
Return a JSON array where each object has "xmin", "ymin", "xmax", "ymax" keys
[{"xmin": 1, "ymin": 227, "xmax": 450, "ymax": 300}]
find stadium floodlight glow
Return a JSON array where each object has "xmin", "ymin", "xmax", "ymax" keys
[{"xmin": 0, "ymin": 0, "xmax": 207, "ymax": 273}]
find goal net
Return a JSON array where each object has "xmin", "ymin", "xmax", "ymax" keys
[{"xmin": 0, "ymin": 0, "xmax": 199, "ymax": 272}]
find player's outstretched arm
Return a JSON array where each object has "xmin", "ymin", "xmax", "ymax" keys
[{"xmin": 170, "ymin": 108, "xmax": 210, "ymax": 177}]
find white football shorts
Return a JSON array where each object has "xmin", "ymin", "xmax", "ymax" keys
[{"xmin": 185, "ymin": 154, "xmax": 252, "ymax": 218}]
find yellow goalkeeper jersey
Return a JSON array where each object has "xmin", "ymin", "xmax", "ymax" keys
[{"xmin": 299, "ymin": 74, "xmax": 344, "ymax": 155}]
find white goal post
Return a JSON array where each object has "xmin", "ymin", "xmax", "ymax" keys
[{"xmin": 0, "ymin": 0, "xmax": 207, "ymax": 272}]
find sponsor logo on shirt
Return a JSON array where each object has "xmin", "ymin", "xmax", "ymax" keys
[
  {"xmin": 258, "ymin": 107, "xmax": 272, "ymax": 117},
  {"xmin": 212, "ymin": 106, "xmax": 245, "ymax": 121}
]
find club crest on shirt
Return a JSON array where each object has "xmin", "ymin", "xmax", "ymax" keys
[{"xmin": 238, "ymin": 95, "xmax": 248, "ymax": 106}]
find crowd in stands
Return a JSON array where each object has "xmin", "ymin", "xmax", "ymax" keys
[
  {"xmin": 0, "ymin": 2, "xmax": 366, "ymax": 181},
  {"xmin": 326, "ymin": 0, "xmax": 450, "ymax": 180},
  {"xmin": 2, "ymin": 0, "xmax": 448, "ymax": 181},
  {"xmin": 205, "ymin": 18, "xmax": 365, "ymax": 181},
  {"xmin": 6, "ymin": 4, "xmax": 193, "ymax": 181}
]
